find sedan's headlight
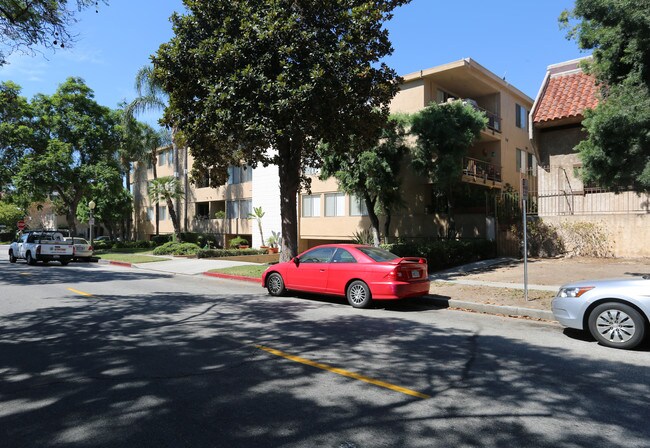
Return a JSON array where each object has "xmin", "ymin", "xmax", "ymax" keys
[{"xmin": 557, "ymin": 286, "xmax": 594, "ymax": 298}]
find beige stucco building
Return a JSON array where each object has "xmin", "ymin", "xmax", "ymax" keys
[{"xmin": 299, "ymin": 58, "xmax": 534, "ymax": 251}]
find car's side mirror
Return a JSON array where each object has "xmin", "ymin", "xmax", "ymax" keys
[{"xmin": 292, "ymin": 257, "xmax": 300, "ymax": 267}]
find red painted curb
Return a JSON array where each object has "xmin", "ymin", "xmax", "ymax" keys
[
  {"xmin": 202, "ymin": 272, "xmax": 262, "ymax": 284},
  {"xmin": 109, "ymin": 260, "xmax": 133, "ymax": 268}
]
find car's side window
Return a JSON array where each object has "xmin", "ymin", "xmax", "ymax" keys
[
  {"xmin": 300, "ymin": 247, "xmax": 336, "ymax": 263},
  {"xmin": 332, "ymin": 248, "xmax": 357, "ymax": 263}
]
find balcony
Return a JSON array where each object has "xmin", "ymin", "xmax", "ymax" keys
[
  {"xmin": 462, "ymin": 157, "xmax": 502, "ymax": 188},
  {"xmin": 462, "ymin": 99, "xmax": 501, "ymax": 136}
]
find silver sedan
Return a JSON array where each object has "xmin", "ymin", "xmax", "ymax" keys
[
  {"xmin": 64, "ymin": 237, "xmax": 94, "ymax": 261},
  {"xmin": 552, "ymin": 275, "xmax": 650, "ymax": 349}
]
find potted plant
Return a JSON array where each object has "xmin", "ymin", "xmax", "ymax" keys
[
  {"xmin": 229, "ymin": 236, "xmax": 249, "ymax": 249},
  {"xmin": 214, "ymin": 210, "xmax": 226, "ymax": 219},
  {"xmin": 266, "ymin": 231, "xmax": 280, "ymax": 254}
]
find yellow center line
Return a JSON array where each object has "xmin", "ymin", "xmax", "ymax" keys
[
  {"xmin": 256, "ymin": 344, "xmax": 431, "ymax": 400},
  {"xmin": 67, "ymin": 288, "xmax": 94, "ymax": 297}
]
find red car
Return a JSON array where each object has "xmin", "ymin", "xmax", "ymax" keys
[{"xmin": 261, "ymin": 244, "xmax": 430, "ymax": 308}]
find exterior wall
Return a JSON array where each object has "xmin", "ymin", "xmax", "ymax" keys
[
  {"xmin": 541, "ymin": 214, "xmax": 650, "ymax": 257},
  {"xmin": 251, "ymin": 159, "xmax": 281, "ymax": 248}
]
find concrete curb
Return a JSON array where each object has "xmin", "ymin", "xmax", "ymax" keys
[
  {"xmin": 423, "ymin": 295, "xmax": 555, "ymax": 321},
  {"xmin": 202, "ymin": 272, "xmax": 262, "ymax": 284},
  {"xmin": 108, "ymin": 260, "xmax": 133, "ymax": 268}
]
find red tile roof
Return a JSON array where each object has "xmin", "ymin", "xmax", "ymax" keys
[{"xmin": 533, "ymin": 71, "xmax": 600, "ymax": 124}]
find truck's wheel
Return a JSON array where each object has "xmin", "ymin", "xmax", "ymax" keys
[
  {"xmin": 60, "ymin": 260, "xmax": 69, "ymax": 266},
  {"xmin": 26, "ymin": 252, "xmax": 36, "ymax": 265},
  {"xmin": 9, "ymin": 250, "xmax": 16, "ymax": 263}
]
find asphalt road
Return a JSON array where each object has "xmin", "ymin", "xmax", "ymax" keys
[{"xmin": 1, "ymin": 258, "xmax": 649, "ymax": 448}]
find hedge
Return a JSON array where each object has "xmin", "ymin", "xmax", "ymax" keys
[
  {"xmin": 153, "ymin": 242, "xmax": 202, "ymax": 255},
  {"xmin": 197, "ymin": 248, "xmax": 266, "ymax": 258},
  {"xmin": 382, "ymin": 239, "xmax": 496, "ymax": 272}
]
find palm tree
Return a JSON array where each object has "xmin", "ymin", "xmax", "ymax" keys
[
  {"xmin": 125, "ymin": 65, "xmax": 181, "ymax": 235},
  {"xmin": 141, "ymin": 125, "xmax": 171, "ymax": 236},
  {"xmin": 247, "ymin": 206, "xmax": 266, "ymax": 247},
  {"xmin": 147, "ymin": 176, "xmax": 184, "ymax": 242}
]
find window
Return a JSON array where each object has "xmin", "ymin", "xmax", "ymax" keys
[
  {"xmin": 325, "ymin": 193, "xmax": 345, "ymax": 217},
  {"xmin": 158, "ymin": 151, "xmax": 166, "ymax": 166},
  {"xmin": 226, "ymin": 200, "xmax": 238, "ymax": 219},
  {"xmin": 332, "ymin": 248, "xmax": 357, "ymax": 263},
  {"xmin": 515, "ymin": 103, "xmax": 527, "ymax": 129},
  {"xmin": 527, "ymin": 153, "xmax": 537, "ymax": 177},
  {"xmin": 196, "ymin": 202, "xmax": 209, "ymax": 219},
  {"xmin": 167, "ymin": 149, "xmax": 173, "ymax": 166},
  {"xmin": 159, "ymin": 205, "xmax": 167, "ymax": 220},
  {"xmin": 147, "ymin": 207, "xmax": 154, "ymax": 221},
  {"xmin": 304, "ymin": 166, "xmax": 321, "ymax": 176},
  {"xmin": 516, "ymin": 148, "xmax": 525, "ymax": 173},
  {"xmin": 436, "ymin": 89, "xmax": 454, "ymax": 103},
  {"xmin": 239, "ymin": 199, "xmax": 252, "ymax": 218},
  {"xmin": 227, "ymin": 165, "xmax": 253, "ymax": 184},
  {"xmin": 225, "ymin": 199, "xmax": 252, "ymax": 219},
  {"xmin": 302, "ymin": 195, "xmax": 321, "ymax": 217},
  {"xmin": 350, "ymin": 195, "xmax": 368, "ymax": 216},
  {"xmin": 300, "ymin": 247, "xmax": 336, "ymax": 263}
]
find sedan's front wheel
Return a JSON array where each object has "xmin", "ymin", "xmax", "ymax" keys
[
  {"xmin": 588, "ymin": 302, "xmax": 646, "ymax": 349},
  {"xmin": 9, "ymin": 250, "xmax": 16, "ymax": 263},
  {"xmin": 346, "ymin": 280, "xmax": 372, "ymax": 309},
  {"xmin": 266, "ymin": 272, "xmax": 286, "ymax": 296}
]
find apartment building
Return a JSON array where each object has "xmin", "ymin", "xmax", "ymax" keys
[
  {"xmin": 132, "ymin": 59, "xmax": 534, "ymax": 252},
  {"xmin": 131, "ymin": 146, "xmax": 281, "ymax": 248},
  {"xmin": 299, "ymin": 58, "xmax": 535, "ymax": 251}
]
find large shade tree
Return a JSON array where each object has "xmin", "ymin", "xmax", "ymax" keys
[
  {"xmin": 410, "ymin": 101, "xmax": 487, "ymax": 226},
  {"xmin": 13, "ymin": 77, "xmax": 120, "ymax": 235},
  {"xmin": 561, "ymin": 0, "xmax": 650, "ymax": 191},
  {"xmin": 153, "ymin": 0, "xmax": 408, "ymax": 260},
  {"xmin": 0, "ymin": 81, "xmax": 33, "ymax": 194},
  {"xmin": 0, "ymin": 0, "xmax": 107, "ymax": 65}
]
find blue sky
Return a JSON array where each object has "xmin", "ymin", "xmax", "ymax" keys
[{"xmin": 0, "ymin": 0, "xmax": 586, "ymax": 127}]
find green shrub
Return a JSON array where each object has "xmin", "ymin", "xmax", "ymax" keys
[
  {"xmin": 151, "ymin": 234, "xmax": 172, "ymax": 245},
  {"xmin": 197, "ymin": 248, "xmax": 266, "ymax": 258},
  {"xmin": 382, "ymin": 239, "xmax": 496, "ymax": 272},
  {"xmin": 153, "ymin": 241, "xmax": 201, "ymax": 255},
  {"xmin": 112, "ymin": 240, "xmax": 156, "ymax": 249},
  {"xmin": 229, "ymin": 236, "xmax": 249, "ymax": 248}
]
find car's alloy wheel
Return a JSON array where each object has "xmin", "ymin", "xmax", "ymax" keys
[
  {"xmin": 346, "ymin": 280, "xmax": 371, "ymax": 309},
  {"xmin": 267, "ymin": 272, "xmax": 285, "ymax": 296},
  {"xmin": 588, "ymin": 302, "xmax": 646, "ymax": 349}
]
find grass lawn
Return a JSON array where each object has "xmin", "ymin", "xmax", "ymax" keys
[
  {"xmin": 97, "ymin": 253, "xmax": 169, "ymax": 263},
  {"xmin": 209, "ymin": 264, "xmax": 268, "ymax": 278}
]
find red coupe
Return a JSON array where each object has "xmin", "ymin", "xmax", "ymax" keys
[{"xmin": 261, "ymin": 244, "xmax": 430, "ymax": 308}]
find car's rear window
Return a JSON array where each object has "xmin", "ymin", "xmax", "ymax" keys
[{"xmin": 357, "ymin": 246, "xmax": 399, "ymax": 262}]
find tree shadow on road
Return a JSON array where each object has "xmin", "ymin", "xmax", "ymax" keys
[{"xmin": 1, "ymin": 289, "xmax": 649, "ymax": 447}]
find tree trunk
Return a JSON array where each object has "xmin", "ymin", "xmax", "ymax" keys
[
  {"xmin": 383, "ymin": 205, "xmax": 392, "ymax": 244},
  {"xmin": 125, "ymin": 168, "xmax": 132, "ymax": 240},
  {"xmin": 171, "ymin": 126, "xmax": 182, "ymax": 233},
  {"xmin": 151, "ymin": 150, "xmax": 159, "ymax": 235},
  {"xmin": 363, "ymin": 193, "xmax": 381, "ymax": 247},
  {"xmin": 167, "ymin": 197, "xmax": 182, "ymax": 242},
  {"xmin": 278, "ymin": 138, "xmax": 300, "ymax": 262}
]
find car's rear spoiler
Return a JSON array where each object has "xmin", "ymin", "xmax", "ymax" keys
[{"xmin": 395, "ymin": 257, "xmax": 427, "ymax": 265}]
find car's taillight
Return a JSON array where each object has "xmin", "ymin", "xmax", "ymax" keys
[
  {"xmin": 36, "ymin": 246, "xmax": 41, "ymax": 255},
  {"xmin": 386, "ymin": 268, "xmax": 406, "ymax": 280},
  {"xmin": 72, "ymin": 246, "xmax": 75, "ymax": 255},
  {"xmin": 88, "ymin": 246, "xmax": 93, "ymax": 252}
]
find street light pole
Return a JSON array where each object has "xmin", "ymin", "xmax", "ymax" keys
[{"xmin": 89, "ymin": 200, "xmax": 96, "ymax": 246}]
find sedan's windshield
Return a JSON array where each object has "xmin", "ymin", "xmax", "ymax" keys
[{"xmin": 357, "ymin": 246, "xmax": 399, "ymax": 262}]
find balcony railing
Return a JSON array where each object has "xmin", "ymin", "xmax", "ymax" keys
[
  {"xmin": 463, "ymin": 157, "xmax": 501, "ymax": 183},
  {"xmin": 463, "ymin": 99, "xmax": 501, "ymax": 132}
]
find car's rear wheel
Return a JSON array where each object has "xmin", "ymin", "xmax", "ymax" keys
[
  {"xmin": 9, "ymin": 250, "xmax": 16, "ymax": 263},
  {"xmin": 60, "ymin": 260, "xmax": 69, "ymax": 266},
  {"xmin": 266, "ymin": 272, "xmax": 286, "ymax": 296},
  {"xmin": 26, "ymin": 252, "xmax": 36, "ymax": 265},
  {"xmin": 588, "ymin": 302, "xmax": 646, "ymax": 349},
  {"xmin": 346, "ymin": 280, "xmax": 372, "ymax": 309}
]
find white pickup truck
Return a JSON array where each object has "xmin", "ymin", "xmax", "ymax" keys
[{"xmin": 9, "ymin": 230, "xmax": 75, "ymax": 266}]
